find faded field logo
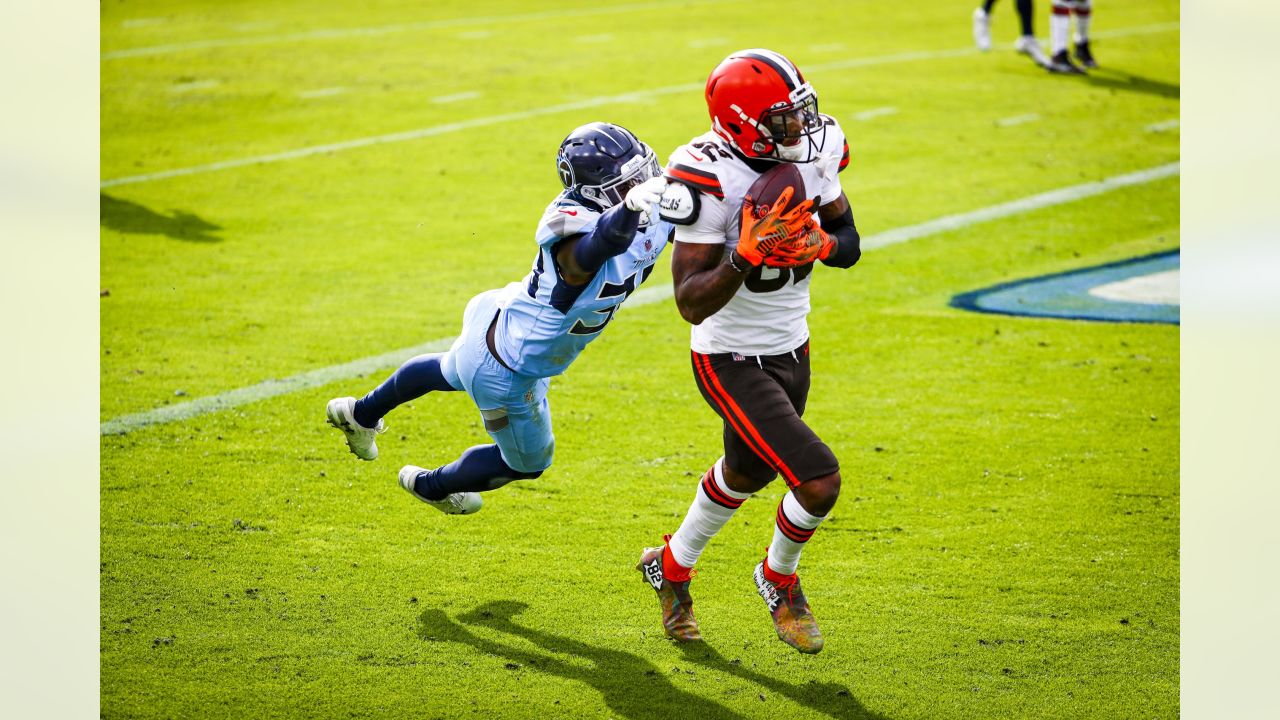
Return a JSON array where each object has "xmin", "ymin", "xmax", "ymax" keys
[{"xmin": 951, "ymin": 250, "xmax": 1180, "ymax": 325}]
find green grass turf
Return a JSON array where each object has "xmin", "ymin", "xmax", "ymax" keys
[{"xmin": 101, "ymin": 1, "xmax": 1180, "ymax": 717}]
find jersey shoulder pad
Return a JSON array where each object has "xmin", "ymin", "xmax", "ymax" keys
[
  {"xmin": 659, "ymin": 181, "xmax": 701, "ymax": 226},
  {"xmin": 537, "ymin": 197, "xmax": 600, "ymax": 245},
  {"xmin": 818, "ymin": 115, "xmax": 851, "ymax": 173},
  {"xmin": 663, "ymin": 144, "xmax": 725, "ymax": 200}
]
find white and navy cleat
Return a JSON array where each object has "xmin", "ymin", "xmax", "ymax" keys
[
  {"xmin": 972, "ymin": 8, "xmax": 992, "ymax": 51},
  {"xmin": 326, "ymin": 397, "xmax": 386, "ymax": 460},
  {"xmin": 399, "ymin": 465, "xmax": 482, "ymax": 515},
  {"xmin": 1014, "ymin": 35, "xmax": 1052, "ymax": 70}
]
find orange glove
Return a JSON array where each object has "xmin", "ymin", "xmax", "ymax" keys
[
  {"xmin": 763, "ymin": 216, "xmax": 837, "ymax": 268},
  {"xmin": 735, "ymin": 188, "xmax": 814, "ymax": 266}
]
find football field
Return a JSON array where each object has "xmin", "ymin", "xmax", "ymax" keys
[{"xmin": 100, "ymin": 1, "xmax": 1180, "ymax": 717}]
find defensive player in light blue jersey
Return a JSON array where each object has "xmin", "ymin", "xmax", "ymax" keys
[{"xmin": 326, "ymin": 122, "xmax": 672, "ymax": 515}]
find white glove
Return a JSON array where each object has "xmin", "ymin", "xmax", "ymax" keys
[{"xmin": 624, "ymin": 176, "xmax": 668, "ymax": 221}]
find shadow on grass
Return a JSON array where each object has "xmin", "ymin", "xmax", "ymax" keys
[
  {"xmin": 677, "ymin": 640, "xmax": 890, "ymax": 720},
  {"xmin": 418, "ymin": 600, "xmax": 889, "ymax": 720},
  {"xmin": 100, "ymin": 193, "xmax": 222, "ymax": 242},
  {"xmin": 1080, "ymin": 68, "xmax": 1179, "ymax": 100}
]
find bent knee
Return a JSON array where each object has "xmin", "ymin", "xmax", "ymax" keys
[{"xmin": 507, "ymin": 438, "xmax": 554, "ymax": 475}]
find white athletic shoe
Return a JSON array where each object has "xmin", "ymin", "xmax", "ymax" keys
[
  {"xmin": 1014, "ymin": 35, "xmax": 1052, "ymax": 69},
  {"xmin": 972, "ymin": 8, "xmax": 992, "ymax": 51},
  {"xmin": 399, "ymin": 465, "xmax": 483, "ymax": 515},
  {"xmin": 325, "ymin": 396, "xmax": 385, "ymax": 461}
]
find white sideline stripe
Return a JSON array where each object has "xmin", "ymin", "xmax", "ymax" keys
[
  {"xmin": 431, "ymin": 91, "xmax": 482, "ymax": 104},
  {"xmin": 170, "ymin": 80, "xmax": 219, "ymax": 93},
  {"xmin": 1145, "ymin": 119, "xmax": 1180, "ymax": 133},
  {"xmin": 996, "ymin": 113, "xmax": 1041, "ymax": 127},
  {"xmin": 99, "ymin": 21, "xmax": 1179, "ymax": 190},
  {"xmin": 100, "ymin": 83, "xmax": 700, "ymax": 189},
  {"xmin": 862, "ymin": 162, "xmax": 1179, "ymax": 252},
  {"xmin": 122, "ymin": 18, "xmax": 165, "ymax": 28},
  {"xmin": 299, "ymin": 87, "xmax": 347, "ymax": 99},
  {"xmin": 101, "ymin": 0, "xmax": 732, "ymax": 60},
  {"xmin": 853, "ymin": 106, "xmax": 898, "ymax": 121},
  {"xmin": 99, "ymin": 162, "xmax": 1180, "ymax": 436}
]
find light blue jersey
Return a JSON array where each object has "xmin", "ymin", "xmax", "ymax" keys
[{"xmin": 490, "ymin": 193, "xmax": 673, "ymax": 377}]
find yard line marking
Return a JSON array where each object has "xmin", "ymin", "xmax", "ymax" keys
[
  {"xmin": 579, "ymin": 34, "xmax": 615, "ymax": 43},
  {"xmin": 1145, "ymin": 119, "xmax": 1180, "ymax": 133},
  {"xmin": 99, "ymin": 162, "xmax": 1180, "ymax": 436},
  {"xmin": 170, "ymin": 79, "xmax": 219, "ymax": 93},
  {"xmin": 853, "ymin": 106, "xmax": 898, "ymax": 121},
  {"xmin": 101, "ymin": 0, "xmax": 733, "ymax": 60},
  {"xmin": 122, "ymin": 18, "xmax": 165, "ymax": 28},
  {"xmin": 298, "ymin": 87, "xmax": 347, "ymax": 99},
  {"xmin": 100, "ymin": 83, "xmax": 700, "ymax": 188},
  {"xmin": 996, "ymin": 113, "xmax": 1041, "ymax": 127},
  {"xmin": 431, "ymin": 91, "xmax": 482, "ymax": 104},
  {"xmin": 863, "ymin": 162, "xmax": 1179, "ymax": 252},
  {"xmin": 100, "ymin": 21, "xmax": 1178, "ymax": 189}
]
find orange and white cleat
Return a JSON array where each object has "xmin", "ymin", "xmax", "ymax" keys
[
  {"xmin": 753, "ymin": 561, "xmax": 824, "ymax": 654},
  {"xmin": 636, "ymin": 537, "xmax": 701, "ymax": 642}
]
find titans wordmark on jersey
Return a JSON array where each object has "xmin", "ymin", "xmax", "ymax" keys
[
  {"xmin": 660, "ymin": 115, "xmax": 850, "ymax": 356},
  {"xmin": 490, "ymin": 193, "xmax": 673, "ymax": 378}
]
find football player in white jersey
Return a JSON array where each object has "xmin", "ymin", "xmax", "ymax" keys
[
  {"xmin": 636, "ymin": 49, "xmax": 863, "ymax": 654},
  {"xmin": 327, "ymin": 122, "xmax": 671, "ymax": 515}
]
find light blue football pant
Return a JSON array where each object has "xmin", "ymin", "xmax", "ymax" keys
[{"xmin": 440, "ymin": 290, "xmax": 556, "ymax": 474}]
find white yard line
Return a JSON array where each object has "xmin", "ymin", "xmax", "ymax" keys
[
  {"xmin": 99, "ymin": 162, "xmax": 1180, "ymax": 436},
  {"xmin": 853, "ymin": 106, "xmax": 898, "ymax": 122},
  {"xmin": 170, "ymin": 79, "xmax": 219, "ymax": 93},
  {"xmin": 862, "ymin": 162, "xmax": 1179, "ymax": 251},
  {"xmin": 298, "ymin": 87, "xmax": 347, "ymax": 99},
  {"xmin": 101, "ymin": 0, "xmax": 733, "ymax": 60},
  {"xmin": 1145, "ymin": 119, "xmax": 1180, "ymax": 133},
  {"xmin": 100, "ymin": 21, "xmax": 1179, "ymax": 190},
  {"xmin": 100, "ymin": 83, "xmax": 700, "ymax": 189},
  {"xmin": 122, "ymin": 18, "xmax": 166, "ymax": 28},
  {"xmin": 996, "ymin": 113, "xmax": 1041, "ymax": 127},
  {"xmin": 431, "ymin": 91, "xmax": 482, "ymax": 104}
]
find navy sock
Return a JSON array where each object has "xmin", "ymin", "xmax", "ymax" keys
[
  {"xmin": 1016, "ymin": 0, "xmax": 1033, "ymax": 35},
  {"xmin": 982, "ymin": 0, "xmax": 997, "ymax": 12},
  {"xmin": 353, "ymin": 353, "xmax": 456, "ymax": 428},
  {"xmin": 413, "ymin": 444, "xmax": 543, "ymax": 500}
]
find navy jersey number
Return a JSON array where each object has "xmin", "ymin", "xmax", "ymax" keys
[
  {"xmin": 744, "ymin": 263, "xmax": 813, "ymax": 293},
  {"xmin": 568, "ymin": 265, "xmax": 656, "ymax": 336}
]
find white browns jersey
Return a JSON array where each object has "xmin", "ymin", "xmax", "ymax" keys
[{"xmin": 659, "ymin": 115, "xmax": 850, "ymax": 356}]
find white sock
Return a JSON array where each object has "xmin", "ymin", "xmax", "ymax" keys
[
  {"xmin": 1074, "ymin": 1, "xmax": 1092, "ymax": 43},
  {"xmin": 1050, "ymin": 3, "xmax": 1071, "ymax": 54},
  {"xmin": 668, "ymin": 458, "xmax": 752, "ymax": 569},
  {"xmin": 766, "ymin": 491, "xmax": 826, "ymax": 577}
]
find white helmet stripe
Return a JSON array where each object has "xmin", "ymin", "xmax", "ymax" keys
[{"xmin": 739, "ymin": 48, "xmax": 802, "ymax": 90}]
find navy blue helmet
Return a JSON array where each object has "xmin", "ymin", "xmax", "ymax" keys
[{"xmin": 556, "ymin": 122, "xmax": 660, "ymax": 210}]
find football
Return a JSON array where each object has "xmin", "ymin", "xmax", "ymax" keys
[{"xmin": 744, "ymin": 162, "xmax": 807, "ymax": 219}]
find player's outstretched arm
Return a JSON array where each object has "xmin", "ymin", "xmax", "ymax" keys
[
  {"xmin": 816, "ymin": 192, "xmax": 861, "ymax": 269},
  {"xmin": 671, "ymin": 241, "xmax": 749, "ymax": 325},
  {"xmin": 556, "ymin": 177, "xmax": 666, "ymax": 286}
]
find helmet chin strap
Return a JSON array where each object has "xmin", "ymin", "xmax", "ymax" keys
[{"xmin": 775, "ymin": 143, "xmax": 807, "ymax": 162}]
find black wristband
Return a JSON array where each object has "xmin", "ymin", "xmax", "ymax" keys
[{"xmin": 726, "ymin": 249, "xmax": 750, "ymax": 274}]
